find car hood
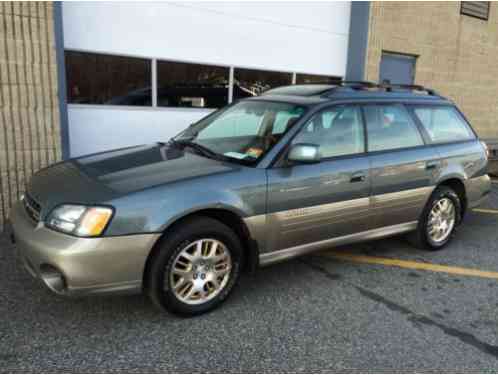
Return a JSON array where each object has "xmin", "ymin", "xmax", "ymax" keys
[{"xmin": 27, "ymin": 143, "xmax": 240, "ymax": 213}]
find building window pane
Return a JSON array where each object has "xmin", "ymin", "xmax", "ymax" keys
[
  {"xmin": 364, "ymin": 104, "xmax": 424, "ymax": 152},
  {"xmin": 412, "ymin": 106, "xmax": 475, "ymax": 143},
  {"xmin": 65, "ymin": 51, "xmax": 151, "ymax": 106},
  {"xmin": 157, "ymin": 61, "xmax": 229, "ymax": 108},
  {"xmin": 233, "ymin": 68, "xmax": 292, "ymax": 100},
  {"xmin": 296, "ymin": 74, "xmax": 342, "ymax": 84}
]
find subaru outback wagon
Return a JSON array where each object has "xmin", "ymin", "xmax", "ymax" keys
[{"xmin": 9, "ymin": 82, "xmax": 491, "ymax": 315}]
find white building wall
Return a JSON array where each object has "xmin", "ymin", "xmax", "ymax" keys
[
  {"xmin": 67, "ymin": 106, "xmax": 213, "ymax": 158},
  {"xmin": 63, "ymin": 1, "xmax": 351, "ymax": 156}
]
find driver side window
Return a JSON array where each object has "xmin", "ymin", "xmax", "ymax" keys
[{"xmin": 292, "ymin": 106, "xmax": 365, "ymax": 158}]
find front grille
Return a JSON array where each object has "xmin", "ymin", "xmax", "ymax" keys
[{"xmin": 24, "ymin": 193, "xmax": 41, "ymax": 222}]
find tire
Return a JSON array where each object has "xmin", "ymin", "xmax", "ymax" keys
[
  {"xmin": 146, "ymin": 216, "xmax": 243, "ymax": 316},
  {"xmin": 408, "ymin": 186, "xmax": 462, "ymax": 251}
]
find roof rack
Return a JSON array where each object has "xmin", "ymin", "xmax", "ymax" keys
[
  {"xmin": 380, "ymin": 83, "xmax": 438, "ymax": 96},
  {"xmin": 340, "ymin": 80, "xmax": 378, "ymax": 87},
  {"xmin": 314, "ymin": 81, "xmax": 439, "ymax": 97}
]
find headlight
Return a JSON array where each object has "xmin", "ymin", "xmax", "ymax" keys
[{"xmin": 46, "ymin": 205, "xmax": 113, "ymax": 237}]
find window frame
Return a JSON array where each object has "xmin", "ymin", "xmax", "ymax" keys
[
  {"xmin": 406, "ymin": 103, "xmax": 478, "ymax": 146},
  {"xmin": 360, "ymin": 103, "xmax": 428, "ymax": 154}
]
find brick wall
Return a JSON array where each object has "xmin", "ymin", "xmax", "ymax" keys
[
  {"xmin": 0, "ymin": 2, "xmax": 61, "ymax": 231},
  {"xmin": 365, "ymin": 2, "xmax": 498, "ymax": 140}
]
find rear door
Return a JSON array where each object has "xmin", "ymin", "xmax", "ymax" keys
[
  {"xmin": 265, "ymin": 104, "xmax": 371, "ymax": 252},
  {"xmin": 364, "ymin": 103, "xmax": 439, "ymax": 229}
]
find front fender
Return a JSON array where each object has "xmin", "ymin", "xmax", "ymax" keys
[
  {"xmin": 105, "ymin": 168, "xmax": 267, "ymax": 236},
  {"xmin": 156, "ymin": 192, "xmax": 251, "ymax": 233}
]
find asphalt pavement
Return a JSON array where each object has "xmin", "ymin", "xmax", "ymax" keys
[{"xmin": 1, "ymin": 182, "xmax": 498, "ymax": 372}]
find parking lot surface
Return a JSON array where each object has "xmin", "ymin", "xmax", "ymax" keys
[{"xmin": 1, "ymin": 182, "xmax": 498, "ymax": 373}]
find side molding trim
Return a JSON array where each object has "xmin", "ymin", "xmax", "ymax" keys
[{"xmin": 259, "ymin": 221, "xmax": 418, "ymax": 266}]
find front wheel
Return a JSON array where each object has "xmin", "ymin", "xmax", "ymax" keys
[
  {"xmin": 408, "ymin": 186, "xmax": 461, "ymax": 251},
  {"xmin": 146, "ymin": 216, "xmax": 242, "ymax": 316}
]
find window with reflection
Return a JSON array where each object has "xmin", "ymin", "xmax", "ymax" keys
[
  {"xmin": 177, "ymin": 101, "xmax": 305, "ymax": 164},
  {"xmin": 292, "ymin": 105, "xmax": 365, "ymax": 158},
  {"xmin": 157, "ymin": 61, "xmax": 229, "ymax": 108},
  {"xmin": 65, "ymin": 51, "xmax": 151, "ymax": 106},
  {"xmin": 411, "ymin": 106, "xmax": 475, "ymax": 143},
  {"xmin": 364, "ymin": 104, "xmax": 424, "ymax": 151},
  {"xmin": 233, "ymin": 68, "xmax": 292, "ymax": 100},
  {"xmin": 296, "ymin": 74, "xmax": 342, "ymax": 84}
]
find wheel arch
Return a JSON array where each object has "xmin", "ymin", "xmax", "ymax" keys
[
  {"xmin": 142, "ymin": 208, "xmax": 259, "ymax": 291},
  {"xmin": 437, "ymin": 177, "xmax": 467, "ymax": 219}
]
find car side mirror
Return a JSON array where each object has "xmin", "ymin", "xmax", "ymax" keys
[{"xmin": 288, "ymin": 143, "xmax": 321, "ymax": 164}]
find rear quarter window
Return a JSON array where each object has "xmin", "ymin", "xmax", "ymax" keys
[{"xmin": 411, "ymin": 106, "xmax": 476, "ymax": 143}]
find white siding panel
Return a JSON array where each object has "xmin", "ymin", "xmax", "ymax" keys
[
  {"xmin": 68, "ymin": 106, "xmax": 213, "ymax": 157},
  {"xmin": 63, "ymin": 1, "xmax": 350, "ymax": 76}
]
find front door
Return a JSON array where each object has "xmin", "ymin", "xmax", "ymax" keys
[
  {"xmin": 363, "ymin": 103, "xmax": 439, "ymax": 229},
  {"xmin": 266, "ymin": 105, "xmax": 371, "ymax": 252}
]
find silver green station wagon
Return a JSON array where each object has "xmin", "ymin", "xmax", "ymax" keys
[{"xmin": 9, "ymin": 82, "xmax": 491, "ymax": 315}]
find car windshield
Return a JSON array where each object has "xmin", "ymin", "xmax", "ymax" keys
[{"xmin": 174, "ymin": 101, "xmax": 306, "ymax": 165}]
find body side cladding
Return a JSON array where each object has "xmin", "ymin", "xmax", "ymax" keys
[{"xmin": 259, "ymin": 221, "xmax": 418, "ymax": 266}]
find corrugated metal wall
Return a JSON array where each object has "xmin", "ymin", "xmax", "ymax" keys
[{"xmin": 0, "ymin": 2, "xmax": 61, "ymax": 231}]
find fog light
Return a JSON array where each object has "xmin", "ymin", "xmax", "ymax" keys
[{"xmin": 39, "ymin": 264, "xmax": 66, "ymax": 294}]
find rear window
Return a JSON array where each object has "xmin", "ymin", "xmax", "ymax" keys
[{"xmin": 411, "ymin": 106, "xmax": 475, "ymax": 143}]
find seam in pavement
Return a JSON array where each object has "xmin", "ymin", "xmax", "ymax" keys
[{"xmin": 301, "ymin": 258, "xmax": 498, "ymax": 360}]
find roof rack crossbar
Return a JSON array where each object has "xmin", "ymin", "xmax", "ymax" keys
[
  {"xmin": 339, "ymin": 80, "xmax": 378, "ymax": 87},
  {"xmin": 380, "ymin": 83, "xmax": 438, "ymax": 96},
  {"xmin": 318, "ymin": 80, "xmax": 438, "ymax": 97}
]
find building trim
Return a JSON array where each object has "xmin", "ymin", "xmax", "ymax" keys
[
  {"xmin": 67, "ymin": 104, "xmax": 216, "ymax": 113},
  {"xmin": 345, "ymin": 2, "xmax": 370, "ymax": 81},
  {"xmin": 54, "ymin": 2, "xmax": 70, "ymax": 160},
  {"xmin": 151, "ymin": 58, "xmax": 158, "ymax": 108}
]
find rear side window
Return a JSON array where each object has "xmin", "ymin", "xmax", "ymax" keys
[
  {"xmin": 411, "ymin": 106, "xmax": 475, "ymax": 143},
  {"xmin": 363, "ymin": 104, "xmax": 424, "ymax": 152}
]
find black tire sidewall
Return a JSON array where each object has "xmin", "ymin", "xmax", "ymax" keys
[
  {"xmin": 148, "ymin": 217, "xmax": 242, "ymax": 316},
  {"xmin": 421, "ymin": 187, "xmax": 461, "ymax": 250}
]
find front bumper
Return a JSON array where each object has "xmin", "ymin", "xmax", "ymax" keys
[{"xmin": 9, "ymin": 201, "xmax": 160, "ymax": 296}]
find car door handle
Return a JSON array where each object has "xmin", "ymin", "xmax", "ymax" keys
[
  {"xmin": 426, "ymin": 161, "xmax": 439, "ymax": 170},
  {"xmin": 464, "ymin": 161, "xmax": 475, "ymax": 169},
  {"xmin": 350, "ymin": 173, "xmax": 366, "ymax": 183}
]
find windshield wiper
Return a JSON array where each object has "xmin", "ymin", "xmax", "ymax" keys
[{"xmin": 169, "ymin": 138, "xmax": 227, "ymax": 161}]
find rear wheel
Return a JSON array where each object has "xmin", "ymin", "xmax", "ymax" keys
[
  {"xmin": 408, "ymin": 186, "xmax": 461, "ymax": 251},
  {"xmin": 146, "ymin": 216, "xmax": 242, "ymax": 316}
]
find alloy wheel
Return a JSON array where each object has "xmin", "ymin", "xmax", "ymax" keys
[
  {"xmin": 168, "ymin": 239, "xmax": 232, "ymax": 305},
  {"xmin": 427, "ymin": 197, "xmax": 456, "ymax": 244}
]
